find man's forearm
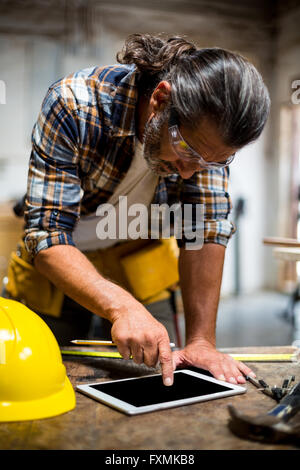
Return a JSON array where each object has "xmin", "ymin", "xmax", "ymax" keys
[
  {"xmin": 174, "ymin": 242, "xmax": 255, "ymax": 384},
  {"xmin": 179, "ymin": 243, "xmax": 226, "ymax": 346},
  {"xmin": 34, "ymin": 244, "xmax": 137, "ymax": 322},
  {"xmin": 34, "ymin": 244, "xmax": 175, "ymax": 385}
]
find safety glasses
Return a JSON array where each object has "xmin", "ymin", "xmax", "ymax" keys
[{"xmin": 168, "ymin": 113, "xmax": 235, "ymax": 170}]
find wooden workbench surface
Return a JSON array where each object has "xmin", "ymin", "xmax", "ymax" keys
[{"xmin": 1, "ymin": 346, "xmax": 299, "ymax": 450}]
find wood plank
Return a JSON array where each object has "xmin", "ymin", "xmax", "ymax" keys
[{"xmin": 263, "ymin": 237, "xmax": 300, "ymax": 248}]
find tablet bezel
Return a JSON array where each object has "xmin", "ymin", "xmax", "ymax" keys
[{"xmin": 76, "ymin": 369, "xmax": 246, "ymax": 415}]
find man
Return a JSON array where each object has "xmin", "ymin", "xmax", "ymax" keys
[{"xmin": 5, "ymin": 34, "xmax": 270, "ymax": 387}]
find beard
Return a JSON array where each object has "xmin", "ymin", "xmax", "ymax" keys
[{"xmin": 143, "ymin": 109, "xmax": 178, "ymax": 177}]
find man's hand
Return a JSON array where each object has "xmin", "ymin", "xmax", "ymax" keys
[
  {"xmin": 110, "ymin": 302, "xmax": 174, "ymax": 386},
  {"xmin": 34, "ymin": 245, "xmax": 174, "ymax": 386},
  {"xmin": 172, "ymin": 339, "xmax": 256, "ymax": 384}
]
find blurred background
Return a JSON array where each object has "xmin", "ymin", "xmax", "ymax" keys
[{"xmin": 0, "ymin": 0, "xmax": 300, "ymax": 348}]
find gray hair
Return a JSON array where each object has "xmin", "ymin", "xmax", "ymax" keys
[{"xmin": 117, "ymin": 34, "xmax": 270, "ymax": 147}]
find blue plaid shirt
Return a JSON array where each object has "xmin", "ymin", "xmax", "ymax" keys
[{"xmin": 24, "ymin": 64, "xmax": 235, "ymax": 257}]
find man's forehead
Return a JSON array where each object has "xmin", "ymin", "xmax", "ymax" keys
[{"xmin": 181, "ymin": 117, "xmax": 237, "ymax": 160}]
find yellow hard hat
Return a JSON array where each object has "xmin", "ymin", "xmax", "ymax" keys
[{"xmin": 0, "ymin": 297, "xmax": 76, "ymax": 422}]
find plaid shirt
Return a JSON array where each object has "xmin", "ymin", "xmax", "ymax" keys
[{"xmin": 24, "ymin": 64, "xmax": 235, "ymax": 257}]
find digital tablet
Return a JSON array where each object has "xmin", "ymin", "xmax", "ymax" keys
[{"xmin": 76, "ymin": 369, "xmax": 246, "ymax": 415}]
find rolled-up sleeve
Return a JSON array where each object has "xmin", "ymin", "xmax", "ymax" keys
[
  {"xmin": 178, "ymin": 167, "xmax": 236, "ymax": 249},
  {"xmin": 24, "ymin": 87, "xmax": 82, "ymax": 257}
]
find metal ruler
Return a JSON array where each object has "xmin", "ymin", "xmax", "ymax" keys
[{"xmin": 61, "ymin": 350, "xmax": 298, "ymax": 362}]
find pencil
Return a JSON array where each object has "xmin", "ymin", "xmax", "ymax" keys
[{"xmin": 71, "ymin": 339, "xmax": 176, "ymax": 348}]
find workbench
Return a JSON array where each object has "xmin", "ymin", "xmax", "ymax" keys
[{"xmin": 1, "ymin": 346, "xmax": 299, "ymax": 450}]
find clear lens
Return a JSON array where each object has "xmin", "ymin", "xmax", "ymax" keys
[{"xmin": 169, "ymin": 125, "xmax": 235, "ymax": 169}]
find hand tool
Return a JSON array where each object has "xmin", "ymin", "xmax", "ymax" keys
[
  {"xmin": 71, "ymin": 339, "xmax": 176, "ymax": 348},
  {"xmin": 228, "ymin": 380, "xmax": 300, "ymax": 444},
  {"xmin": 246, "ymin": 374, "xmax": 296, "ymax": 401}
]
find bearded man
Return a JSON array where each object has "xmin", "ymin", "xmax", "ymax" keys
[{"xmin": 4, "ymin": 34, "xmax": 270, "ymax": 387}]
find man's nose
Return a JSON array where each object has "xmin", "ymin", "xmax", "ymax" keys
[{"xmin": 174, "ymin": 159, "xmax": 197, "ymax": 179}]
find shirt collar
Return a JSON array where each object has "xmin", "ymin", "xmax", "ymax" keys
[{"xmin": 110, "ymin": 65, "xmax": 138, "ymax": 138}]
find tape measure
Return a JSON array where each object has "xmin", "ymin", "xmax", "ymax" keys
[
  {"xmin": 61, "ymin": 350, "xmax": 125, "ymax": 359},
  {"xmin": 61, "ymin": 350, "xmax": 298, "ymax": 362},
  {"xmin": 229, "ymin": 353, "xmax": 296, "ymax": 362}
]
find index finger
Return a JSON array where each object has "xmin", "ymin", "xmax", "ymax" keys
[{"xmin": 158, "ymin": 341, "xmax": 174, "ymax": 386}]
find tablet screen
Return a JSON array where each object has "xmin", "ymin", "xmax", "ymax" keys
[{"xmin": 88, "ymin": 372, "xmax": 232, "ymax": 407}]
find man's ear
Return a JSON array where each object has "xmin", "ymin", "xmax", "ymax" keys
[{"xmin": 149, "ymin": 81, "xmax": 172, "ymax": 114}]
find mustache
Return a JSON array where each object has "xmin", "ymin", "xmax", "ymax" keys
[
  {"xmin": 160, "ymin": 160, "xmax": 177, "ymax": 174},
  {"xmin": 144, "ymin": 150, "xmax": 177, "ymax": 176}
]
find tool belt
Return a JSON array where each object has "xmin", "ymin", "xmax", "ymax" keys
[{"xmin": 5, "ymin": 237, "xmax": 179, "ymax": 318}]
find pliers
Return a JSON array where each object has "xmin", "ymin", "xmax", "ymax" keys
[{"xmin": 246, "ymin": 374, "xmax": 296, "ymax": 402}]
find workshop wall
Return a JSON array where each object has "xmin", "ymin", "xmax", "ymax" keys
[
  {"xmin": 263, "ymin": 5, "xmax": 300, "ymax": 291},
  {"xmin": 0, "ymin": 0, "xmax": 298, "ymax": 295}
]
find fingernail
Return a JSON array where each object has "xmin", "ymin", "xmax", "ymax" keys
[
  {"xmin": 249, "ymin": 372, "xmax": 256, "ymax": 378},
  {"xmin": 229, "ymin": 377, "xmax": 237, "ymax": 384},
  {"xmin": 238, "ymin": 375, "xmax": 246, "ymax": 383},
  {"xmin": 164, "ymin": 377, "xmax": 173, "ymax": 386},
  {"xmin": 218, "ymin": 375, "xmax": 226, "ymax": 381}
]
